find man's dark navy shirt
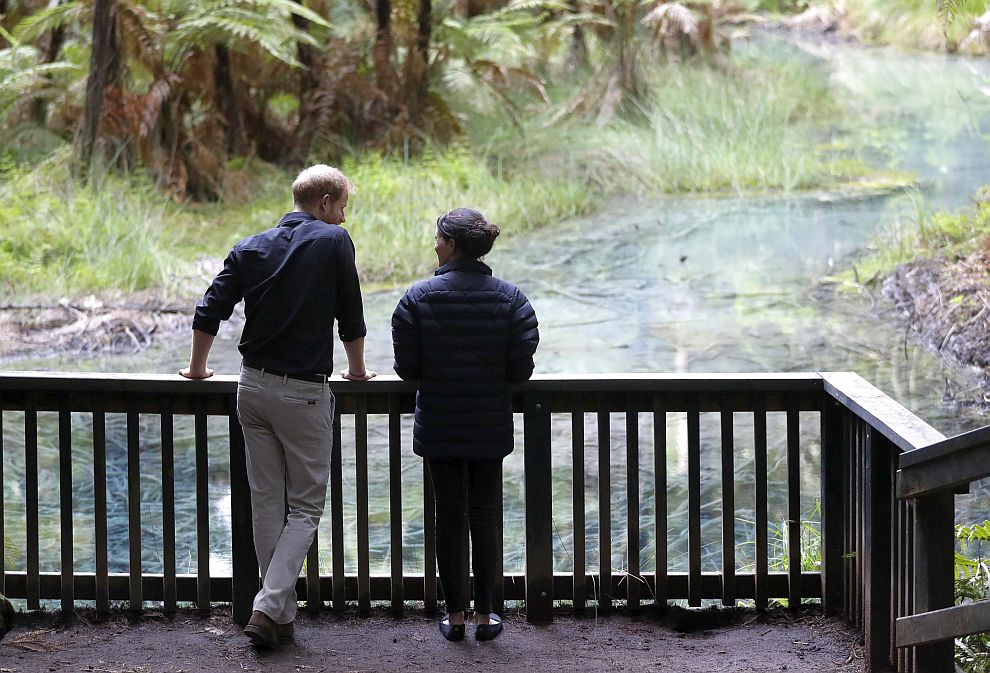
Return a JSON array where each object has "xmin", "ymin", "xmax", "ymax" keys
[{"xmin": 192, "ymin": 211, "xmax": 367, "ymax": 375}]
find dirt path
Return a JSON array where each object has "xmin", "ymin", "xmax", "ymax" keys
[{"xmin": 0, "ymin": 607, "xmax": 863, "ymax": 673}]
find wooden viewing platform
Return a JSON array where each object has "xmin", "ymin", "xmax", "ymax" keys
[{"xmin": 0, "ymin": 371, "xmax": 988, "ymax": 672}]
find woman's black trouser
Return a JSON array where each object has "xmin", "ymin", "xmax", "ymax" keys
[{"xmin": 426, "ymin": 457, "xmax": 502, "ymax": 615}]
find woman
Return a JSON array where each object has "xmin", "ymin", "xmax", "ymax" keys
[{"xmin": 392, "ymin": 207, "xmax": 539, "ymax": 642}]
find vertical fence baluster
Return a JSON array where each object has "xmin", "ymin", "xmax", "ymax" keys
[
  {"xmin": 25, "ymin": 396, "xmax": 39, "ymax": 610},
  {"xmin": 356, "ymin": 397, "xmax": 370, "ymax": 616},
  {"xmin": 912, "ymin": 492, "xmax": 955, "ymax": 672},
  {"xmin": 162, "ymin": 398, "xmax": 177, "ymax": 615},
  {"xmin": 92, "ymin": 400, "xmax": 108, "ymax": 613},
  {"xmin": 524, "ymin": 391, "xmax": 553, "ymax": 622},
  {"xmin": 388, "ymin": 394, "xmax": 404, "ymax": 613},
  {"xmin": 227, "ymin": 395, "xmax": 256, "ymax": 626},
  {"xmin": 889, "ymin": 445, "xmax": 899, "ymax": 669},
  {"xmin": 58, "ymin": 395, "xmax": 73, "ymax": 613},
  {"xmin": 194, "ymin": 397, "xmax": 210, "ymax": 610},
  {"xmin": 653, "ymin": 395, "xmax": 667, "ymax": 610},
  {"xmin": 307, "ymin": 534, "xmax": 320, "ymax": 615},
  {"xmin": 127, "ymin": 401, "xmax": 143, "ymax": 612},
  {"xmin": 626, "ymin": 397, "xmax": 640, "ymax": 611},
  {"xmin": 863, "ymin": 432, "xmax": 892, "ymax": 670},
  {"xmin": 687, "ymin": 397, "xmax": 701, "ymax": 607},
  {"xmin": 857, "ymin": 421, "xmax": 865, "ymax": 628},
  {"xmin": 597, "ymin": 394, "xmax": 612, "ymax": 610},
  {"xmin": 847, "ymin": 418, "xmax": 854, "ymax": 620},
  {"xmin": 331, "ymin": 411, "xmax": 345, "ymax": 612},
  {"xmin": 0, "ymin": 405, "xmax": 4, "ymax": 596},
  {"xmin": 423, "ymin": 458, "xmax": 437, "ymax": 613},
  {"xmin": 905, "ymin": 500, "xmax": 916, "ymax": 673},
  {"xmin": 821, "ymin": 397, "xmax": 843, "ymax": 616},
  {"xmin": 720, "ymin": 404, "xmax": 735, "ymax": 607},
  {"xmin": 896, "ymin": 499, "xmax": 905, "ymax": 673},
  {"xmin": 754, "ymin": 398, "xmax": 768, "ymax": 611},
  {"xmin": 786, "ymin": 403, "xmax": 801, "ymax": 608},
  {"xmin": 572, "ymin": 406, "xmax": 585, "ymax": 610}
]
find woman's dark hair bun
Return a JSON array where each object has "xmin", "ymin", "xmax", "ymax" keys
[{"xmin": 436, "ymin": 207, "xmax": 501, "ymax": 259}]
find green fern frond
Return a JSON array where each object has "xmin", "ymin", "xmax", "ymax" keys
[
  {"xmin": 11, "ymin": 1, "xmax": 85, "ymax": 44},
  {"xmin": 937, "ymin": 0, "xmax": 964, "ymax": 33},
  {"xmin": 173, "ymin": 6, "xmax": 315, "ymax": 67},
  {"xmin": 254, "ymin": 0, "xmax": 332, "ymax": 29}
]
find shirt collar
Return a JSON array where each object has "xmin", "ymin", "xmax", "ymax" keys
[
  {"xmin": 278, "ymin": 211, "xmax": 317, "ymax": 228},
  {"xmin": 435, "ymin": 257, "xmax": 493, "ymax": 276}
]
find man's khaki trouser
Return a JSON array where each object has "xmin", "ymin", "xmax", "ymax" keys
[{"xmin": 236, "ymin": 365, "xmax": 334, "ymax": 625}]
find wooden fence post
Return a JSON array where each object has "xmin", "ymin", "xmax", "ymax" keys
[
  {"xmin": 912, "ymin": 492, "xmax": 955, "ymax": 673},
  {"xmin": 524, "ymin": 392, "xmax": 553, "ymax": 623},
  {"xmin": 864, "ymin": 432, "xmax": 893, "ymax": 671},
  {"xmin": 820, "ymin": 398, "xmax": 844, "ymax": 617}
]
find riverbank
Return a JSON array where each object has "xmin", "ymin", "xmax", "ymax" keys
[{"xmin": 874, "ymin": 250, "xmax": 990, "ymax": 409}]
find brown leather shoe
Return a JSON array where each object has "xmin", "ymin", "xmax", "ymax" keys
[
  {"xmin": 275, "ymin": 620, "xmax": 294, "ymax": 643},
  {"xmin": 244, "ymin": 610, "xmax": 278, "ymax": 649}
]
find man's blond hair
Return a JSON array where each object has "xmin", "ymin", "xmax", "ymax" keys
[{"xmin": 292, "ymin": 164, "xmax": 354, "ymax": 208}]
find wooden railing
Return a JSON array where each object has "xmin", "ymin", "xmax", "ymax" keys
[
  {"xmin": 0, "ymin": 370, "xmax": 984, "ymax": 672},
  {"xmin": 894, "ymin": 424, "xmax": 990, "ymax": 671}
]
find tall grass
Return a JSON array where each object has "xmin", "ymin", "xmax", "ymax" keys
[
  {"xmin": 0, "ymin": 146, "xmax": 592, "ymax": 298},
  {"xmin": 466, "ymin": 49, "xmax": 872, "ymax": 195},
  {"xmin": 342, "ymin": 148, "xmax": 590, "ymax": 283},
  {"xmin": 0, "ymin": 151, "xmax": 181, "ymax": 301},
  {"xmin": 854, "ymin": 189, "xmax": 990, "ymax": 282},
  {"xmin": 1, "ymin": 44, "xmax": 889, "ymax": 298}
]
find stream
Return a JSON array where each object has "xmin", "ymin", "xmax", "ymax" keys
[{"xmin": 5, "ymin": 36, "xmax": 990, "ymax": 593}]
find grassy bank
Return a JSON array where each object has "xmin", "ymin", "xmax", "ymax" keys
[
  {"xmin": 466, "ymin": 49, "xmax": 881, "ymax": 194},
  {"xmin": 1, "ymin": 46, "xmax": 894, "ymax": 300},
  {"xmin": 853, "ymin": 188, "xmax": 990, "ymax": 282},
  {"xmin": 840, "ymin": 0, "xmax": 989, "ymax": 52}
]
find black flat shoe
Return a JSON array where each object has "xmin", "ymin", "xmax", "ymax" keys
[
  {"xmin": 475, "ymin": 613, "xmax": 503, "ymax": 641},
  {"xmin": 439, "ymin": 615, "xmax": 465, "ymax": 642}
]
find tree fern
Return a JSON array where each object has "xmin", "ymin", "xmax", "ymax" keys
[{"xmin": 10, "ymin": 1, "xmax": 85, "ymax": 44}]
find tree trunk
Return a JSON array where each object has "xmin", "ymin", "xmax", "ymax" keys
[
  {"xmin": 565, "ymin": 1, "xmax": 588, "ymax": 74},
  {"xmin": 374, "ymin": 0, "xmax": 398, "ymax": 95},
  {"xmin": 289, "ymin": 5, "xmax": 320, "ymax": 164},
  {"xmin": 79, "ymin": 0, "xmax": 120, "ymax": 172},
  {"xmin": 416, "ymin": 0, "xmax": 431, "ymax": 66},
  {"xmin": 213, "ymin": 43, "xmax": 245, "ymax": 155},
  {"xmin": 31, "ymin": 24, "xmax": 66, "ymax": 125}
]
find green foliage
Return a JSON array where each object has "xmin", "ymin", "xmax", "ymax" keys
[
  {"xmin": 342, "ymin": 147, "xmax": 591, "ymax": 283},
  {"xmin": 0, "ymin": 30, "xmax": 79, "ymax": 126},
  {"xmin": 842, "ymin": 0, "xmax": 989, "ymax": 51},
  {"xmin": 0, "ymin": 152, "xmax": 183, "ymax": 300},
  {"xmin": 468, "ymin": 48, "xmax": 867, "ymax": 195},
  {"xmin": 167, "ymin": 0, "xmax": 331, "ymax": 67},
  {"xmin": 955, "ymin": 521, "xmax": 990, "ymax": 672},
  {"xmin": 855, "ymin": 188, "xmax": 990, "ymax": 282}
]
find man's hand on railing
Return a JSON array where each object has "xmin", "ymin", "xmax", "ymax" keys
[
  {"xmin": 341, "ymin": 369, "xmax": 377, "ymax": 381},
  {"xmin": 179, "ymin": 366, "xmax": 215, "ymax": 379}
]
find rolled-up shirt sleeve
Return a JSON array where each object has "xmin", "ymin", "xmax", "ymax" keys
[
  {"xmin": 334, "ymin": 233, "xmax": 367, "ymax": 342},
  {"xmin": 192, "ymin": 249, "xmax": 243, "ymax": 336}
]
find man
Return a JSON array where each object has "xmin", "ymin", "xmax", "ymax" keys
[{"xmin": 180, "ymin": 164, "xmax": 376, "ymax": 649}]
